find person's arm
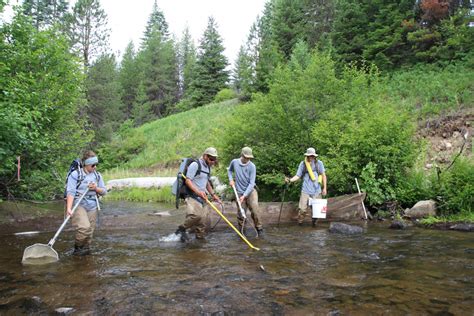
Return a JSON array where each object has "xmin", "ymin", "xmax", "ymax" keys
[
  {"xmin": 285, "ymin": 162, "xmax": 303, "ymax": 183},
  {"xmin": 96, "ymin": 173, "xmax": 107, "ymax": 196},
  {"xmin": 227, "ymin": 160, "xmax": 235, "ymax": 187},
  {"xmin": 66, "ymin": 171, "xmax": 78, "ymax": 216},
  {"xmin": 242, "ymin": 164, "xmax": 256, "ymax": 198},
  {"xmin": 206, "ymin": 181, "xmax": 221, "ymax": 203},
  {"xmin": 184, "ymin": 162, "xmax": 207, "ymax": 200}
]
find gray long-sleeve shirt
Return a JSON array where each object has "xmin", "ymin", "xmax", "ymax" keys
[
  {"xmin": 66, "ymin": 170, "xmax": 106, "ymax": 211},
  {"xmin": 227, "ymin": 158, "xmax": 256, "ymax": 197}
]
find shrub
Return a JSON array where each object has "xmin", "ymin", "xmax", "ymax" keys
[
  {"xmin": 213, "ymin": 88, "xmax": 237, "ymax": 103},
  {"xmin": 435, "ymin": 157, "xmax": 474, "ymax": 215}
]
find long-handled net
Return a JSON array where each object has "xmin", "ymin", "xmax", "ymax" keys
[{"xmin": 22, "ymin": 190, "xmax": 88, "ymax": 265}]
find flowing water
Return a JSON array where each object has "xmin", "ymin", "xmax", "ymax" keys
[{"xmin": 0, "ymin": 201, "xmax": 473, "ymax": 315}]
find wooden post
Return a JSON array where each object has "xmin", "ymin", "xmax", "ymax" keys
[{"xmin": 355, "ymin": 178, "xmax": 368, "ymax": 220}]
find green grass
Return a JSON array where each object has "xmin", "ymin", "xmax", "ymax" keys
[
  {"xmin": 104, "ymin": 186, "xmax": 174, "ymax": 204},
  {"xmin": 419, "ymin": 212, "xmax": 474, "ymax": 226}
]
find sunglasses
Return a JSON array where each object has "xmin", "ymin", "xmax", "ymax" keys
[
  {"xmin": 90, "ymin": 164, "xmax": 97, "ymax": 168},
  {"xmin": 208, "ymin": 156, "xmax": 217, "ymax": 162}
]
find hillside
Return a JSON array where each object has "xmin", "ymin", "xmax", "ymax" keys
[{"xmin": 101, "ymin": 99, "xmax": 238, "ymax": 180}]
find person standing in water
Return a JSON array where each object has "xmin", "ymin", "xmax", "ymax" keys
[
  {"xmin": 286, "ymin": 147, "xmax": 327, "ymax": 226},
  {"xmin": 65, "ymin": 150, "xmax": 106, "ymax": 255},
  {"xmin": 175, "ymin": 147, "xmax": 222, "ymax": 242},
  {"xmin": 227, "ymin": 146, "xmax": 263, "ymax": 236}
]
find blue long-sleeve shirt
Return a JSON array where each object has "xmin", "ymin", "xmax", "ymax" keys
[{"xmin": 227, "ymin": 158, "xmax": 256, "ymax": 197}]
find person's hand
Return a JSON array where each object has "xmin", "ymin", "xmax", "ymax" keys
[
  {"xmin": 322, "ymin": 188, "xmax": 327, "ymax": 196},
  {"xmin": 88, "ymin": 182, "xmax": 97, "ymax": 191},
  {"xmin": 213, "ymin": 194, "xmax": 222, "ymax": 204},
  {"xmin": 284, "ymin": 177, "xmax": 290, "ymax": 183},
  {"xmin": 67, "ymin": 208, "xmax": 73, "ymax": 217},
  {"xmin": 198, "ymin": 191, "xmax": 207, "ymax": 200},
  {"xmin": 229, "ymin": 180, "xmax": 235, "ymax": 187},
  {"xmin": 239, "ymin": 195, "xmax": 246, "ymax": 204}
]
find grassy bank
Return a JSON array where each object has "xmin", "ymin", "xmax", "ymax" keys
[
  {"xmin": 101, "ymin": 99, "xmax": 238, "ymax": 182},
  {"xmin": 104, "ymin": 186, "xmax": 174, "ymax": 204}
]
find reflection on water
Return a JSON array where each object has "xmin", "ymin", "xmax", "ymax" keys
[{"xmin": 0, "ymin": 201, "xmax": 473, "ymax": 314}]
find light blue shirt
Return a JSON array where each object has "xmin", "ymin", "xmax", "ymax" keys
[
  {"xmin": 67, "ymin": 170, "xmax": 106, "ymax": 211},
  {"xmin": 227, "ymin": 158, "xmax": 256, "ymax": 197},
  {"xmin": 186, "ymin": 158, "xmax": 211, "ymax": 192},
  {"xmin": 296, "ymin": 160, "xmax": 325, "ymax": 196}
]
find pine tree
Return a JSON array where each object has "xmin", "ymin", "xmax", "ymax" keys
[
  {"xmin": 271, "ymin": 0, "xmax": 306, "ymax": 59},
  {"xmin": 139, "ymin": 28, "xmax": 179, "ymax": 118},
  {"xmin": 232, "ymin": 45, "xmax": 254, "ymax": 100},
  {"xmin": 142, "ymin": 0, "xmax": 169, "ymax": 42},
  {"xmin": 188, "ymin": 16, "xmax": 229, "ymax": 107},
  {"xmin": 177, "ymin": 26, "xmax": 197, "ymax": 98},
  {"xmin": 118, "ymin": 41, "xmax": 142, "ymax": 120},
  {"xmin": 68, "ymin": 0, "xmax": 110, "ymax": 69},
  {"xmin": 86, "ymin": 53, "xmax": 123, "ymax": 144}
]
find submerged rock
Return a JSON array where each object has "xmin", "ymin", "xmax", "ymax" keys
[
  {"xmin": 329, "ymin": 222, "xmax": 364, "ymax": 234},
  {"xmin": 449, "ymin": 223, "xmax": 474, "ymax": 232},
  {"xmin": 55, "ymin": 307, "xmax": 75, "ymax": 315},
  {"xmin": 389, "ymin": 220, "xmax": 408, "ymax": 230}
]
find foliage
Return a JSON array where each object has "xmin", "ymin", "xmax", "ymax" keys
[
  {"xmin": 222, "ymin": 50, "xmax": 347, "ymax": 198},
  {"xmin": 0, "ymin": 9, "xmax": 91, "ymax": 199},
  {"xmin": 187, "ymin": 17, "xmax": 229, "ymax": 107},
  {"xmin": 86, "ymin": 53, "xmax": 124, "ymax": 144},
  {"xmin": 118, "ymin": 42, "xmax": 141, "ymax": 120},
  {"xmin": 68, "ymin": 0, "xmax": 110, "ymax": 68},
  {"xmin": 137, "ymin": 28, "xmax": 179, "ymax": 119},
  {"xmin": 213, "ymin": 88, "xmax": 237, "ymax": 103},
  {"xmin": 435, "ymin": 157, "xmax": 474, "ymax": 215},
  {"xmin": 22, "ymin": 0, "xmax": 69, "ymax": 30}
]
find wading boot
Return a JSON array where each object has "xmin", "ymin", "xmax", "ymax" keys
[
  {"xmin": 175, "ymin": 225, "xmax": 189, "ymax": 242},
  {"xmin": 73, "ymin": 244, "xmax": 91, "ymax": 256},
  {"xmin": 257, "ymin": 228, "xmax": 264, "ymax": 238},
  {"xmin": 312, "ymin": 218, "xmax": 318, "ymax": 227}
]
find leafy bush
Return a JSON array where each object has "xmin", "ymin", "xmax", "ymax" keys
[
  {"xmin": 213, "ymin": 88, "xmax": 237, "ymax": 103},
  {"xmin": 435, "ymin": 157, "xmax": 474, "ymax": 215}
]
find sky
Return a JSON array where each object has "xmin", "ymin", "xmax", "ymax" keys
[
  {"xmin": 3, "ymin": 0, "xmax": 268, "ymax": 64},
  {"xmin": 91, "ymin": 0, "xmax": 268, "ymax": 64}
]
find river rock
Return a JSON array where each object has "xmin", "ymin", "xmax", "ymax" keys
[
  {"xmin": 449, "ymin": 223, "xmax": 474, "ymax": 232},
  {"xmin": 389, "ymin": 220, "xmax": 408, "ymax": 229},
  {"xmin": 329, "ymin": 222, "xmax": 364, "ymax": 235},
  {"xmin": 55, "ymin": 307, "xmax": 75, "ymax": 315},
  {"xmin": 405, "ymin": 200, "xmax": 437, "ymax": 218}
]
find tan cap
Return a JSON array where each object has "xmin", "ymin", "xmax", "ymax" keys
[
  {"xmin": 304, "ymin": 147, "xmax": 318, "ymax": 157},
  {"xmin": 241, "ymin": 146, "xmax": 254, "ymax": 159},
  {"xmin": 203, "ymin": 147, "xmax": 218, "ymax": 157}
]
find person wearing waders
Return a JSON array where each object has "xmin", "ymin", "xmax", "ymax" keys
[
  {"xmin": 175, "ymin": 147, "xmax": 221, "ymax": 242},
  {"xmin": 66, "ymin": 150, "xmax": 107, "ymax": 255},
  {"xmin": 227, "ymin": 147, "xmax": 264, "ymax": 236},
  {"xmin": 285, "ymin": 147, "xmax": 327, "ymax": 226}
]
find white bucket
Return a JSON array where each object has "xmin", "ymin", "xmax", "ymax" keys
[{"xmin": 309, "ymin": 198, "xmax": 328, "ymax": 219}]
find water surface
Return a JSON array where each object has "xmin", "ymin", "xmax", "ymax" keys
[{"xmin": 0, "ymin": 201, "xmax": 472, "ymax": 314}]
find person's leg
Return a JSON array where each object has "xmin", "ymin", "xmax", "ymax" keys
[
  {"xmin": 297, "ymin": 192, "xmax": 310, "ymax": 225},
  {"xmin": 71, "ymin": 206, "xmax": 91, "ymax": 255},
  {"xmin": 85, "ymin": 210, "xmax": 98, "ymax": 248},
  {"xmin": 247, "ymin": 190, "xmax": 263, "ymax": 232}
]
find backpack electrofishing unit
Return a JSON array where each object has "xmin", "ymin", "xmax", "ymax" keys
[
  {"xmin": 64, "ymin": 158, "xmax": 101, "ymax": 199},
  {"xmin": 171, "ymin": 158, "xmax": 210, "ymax": 209}
]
